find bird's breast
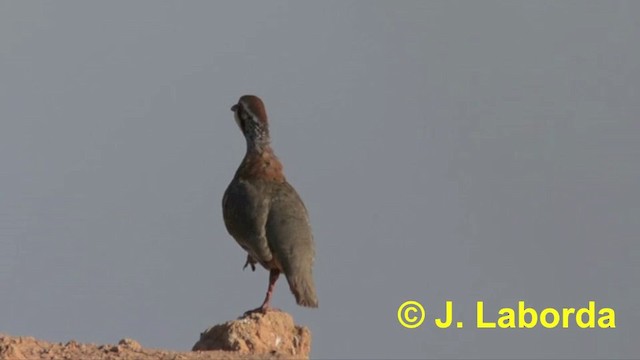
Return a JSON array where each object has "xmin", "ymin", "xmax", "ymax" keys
[{"xmin": 238, "ymin": 151, "xmax": 285, "ymax": 183}]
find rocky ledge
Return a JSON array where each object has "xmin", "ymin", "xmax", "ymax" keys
[{"xmin": 0, "ymin": 311, "xmax": 311, "ymax": 360}]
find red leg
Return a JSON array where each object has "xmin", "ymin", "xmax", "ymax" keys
[
  {"xmin": 245, "ymin": 269, "xmax": 280, "ymax": 315},
  {"xmin": 259, "ymin": 269, "xmax": 280, "ymax": 310}
]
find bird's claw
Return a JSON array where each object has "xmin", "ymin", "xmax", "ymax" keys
[
  {"xmin": 243, "ymin": 255, "xmax": 257, "ymax": 272},
  {"xmin": 243, "ymin": 306, "xmax": 267, "ymax": 317},
  {"xmin": 242, "ymin": 306, "xmax": 281, "ymax": 318}
]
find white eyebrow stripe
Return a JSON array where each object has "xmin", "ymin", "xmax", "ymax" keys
[{"xmin": 241, "ymin": 102, "xmax": 260, "ymax": 123}]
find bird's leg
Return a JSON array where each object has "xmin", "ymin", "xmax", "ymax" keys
[
  {"xmin": 260, "ymin": 269, "xmax": 280, "ymax": 310},
  {"xmin": 244, "ymin": 269, "xmax": 280, "ymax": 315},
  {"xmin": 243, "ymin": 254, "xmax": 257, "ymax": 271}
]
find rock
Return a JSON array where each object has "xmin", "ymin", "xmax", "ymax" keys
[
  {"xmin": 0, "ymin": 311, "xmax": 312, "ymax": 359},
  {"xmin": 193, "ymin": 310, "xmax": 311, "ymax": 358},
  {"xmin": 118, "ymin": 338, "xmax": 142, "ymax": 351}
]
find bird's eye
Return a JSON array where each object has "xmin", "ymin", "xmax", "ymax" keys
[{"xmin": 234, "ymin": 106, "xmax": 247, "ymax": 130}]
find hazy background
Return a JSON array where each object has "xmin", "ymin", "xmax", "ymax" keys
[{"xmin": 1, "ymin": 1, "xmax": 639, "ymax": 359}]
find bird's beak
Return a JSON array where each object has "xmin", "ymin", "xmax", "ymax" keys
[{"xmin": 232, "ymin": 104, "xmax": 242, "ymax": 129}]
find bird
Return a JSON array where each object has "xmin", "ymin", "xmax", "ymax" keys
[{"xmin": 222, "ymin": 95, "xmax": 318, "ymax": 313}]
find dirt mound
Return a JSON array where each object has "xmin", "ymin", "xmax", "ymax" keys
[{"xmin": 0, "ymin": 311, "xmax": 311, "ymax": 360}]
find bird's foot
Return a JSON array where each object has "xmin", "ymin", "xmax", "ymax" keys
[
  {"xmin": 242, "ymin": 269, "xmax": 281, "ymax": 318},
  {"xmin": 242, "ymin": 255, "xmax": 257, "ymax": 272},
  {"xmin": 242, "ymin": 306, "xmax": 266, "ymax": 317},
  {"xmin": 242, "ymin": 305, "xmax": 281, "ymax": 318}
]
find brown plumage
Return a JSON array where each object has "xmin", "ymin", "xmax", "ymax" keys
[{"xmin": 222, "ymin": 95, "xmax": 318, "ymax": 312}]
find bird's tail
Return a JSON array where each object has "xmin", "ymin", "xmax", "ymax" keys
[{"xmin": 284, "ymin": 263, "xmax": 318, "ymax": 308}]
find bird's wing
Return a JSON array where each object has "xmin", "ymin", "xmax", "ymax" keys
[
  {"xmin": 265, "ymin": 182, "xmax": 318, "ymax": 306},
  {"xmin": 222, "ymin": 179, "xmax": 273, "ymax": 264}
]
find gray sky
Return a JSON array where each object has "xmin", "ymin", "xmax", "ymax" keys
[{"xmin": 1, "ymin": 1, "xmax": 639, "ymax": 359}]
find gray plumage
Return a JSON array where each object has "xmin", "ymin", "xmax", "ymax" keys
[{"xmin": 222, "ymin": 95, "xmax": 318, "ymax": 311}]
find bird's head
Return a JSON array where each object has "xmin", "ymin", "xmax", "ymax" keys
[{"xmin": 231, "ymin": 95, "xmax": 270, "ymax": 147}]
